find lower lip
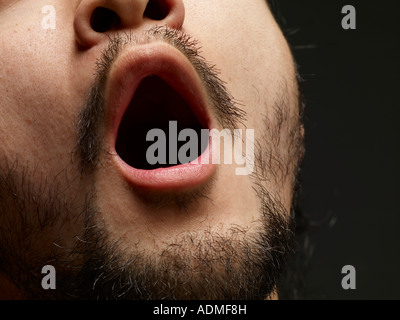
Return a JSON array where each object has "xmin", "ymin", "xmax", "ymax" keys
[{"xmin": 115, "ymin": 141, "xmax": 215, "ymax": 191}]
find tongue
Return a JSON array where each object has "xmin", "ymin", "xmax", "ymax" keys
[{"xmin": 115, "ymin": 76, "xmax": 206, "ymax": 170}]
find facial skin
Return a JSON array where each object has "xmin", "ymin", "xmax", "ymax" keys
[{"xmin": 0, "ymin": 0, "xmax": 304, "ymax": 299}]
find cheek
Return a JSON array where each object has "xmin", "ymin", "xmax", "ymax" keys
[
  {"xmin": 0, "ymin": 17, "xmax": 84, "ymax": 177},
  {"xmin": 184, "ymin": 0, "xmax": 296, "ymax": 126},
  {"xmin": 184, "ymin": 0, "xmax": 298, "ymax": 212}
]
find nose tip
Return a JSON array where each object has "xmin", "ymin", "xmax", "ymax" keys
[{"xmin": 74, "ymin": 0, "xmax": 185, "ymax": 49}]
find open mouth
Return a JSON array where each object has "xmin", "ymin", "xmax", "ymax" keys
[
  {"xmin": 107, "ymin": 43, "xmax": 215, "ymax": 190},
  {"xmin": 115, "ymin": 75, "xmax": 208, "ymax": 170}
]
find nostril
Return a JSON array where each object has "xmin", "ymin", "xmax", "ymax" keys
[
  {"xmin": 90, "ymin": 7, "xmax": 121, "ymax": 33},
  {"xmin": 144, "ymin": 0, "xmax": 169, "ymax": 21}
]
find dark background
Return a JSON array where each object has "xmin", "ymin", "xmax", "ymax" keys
[{"xmin": 272, "ymin": 0, "xmax": 400, "ymax": 299}]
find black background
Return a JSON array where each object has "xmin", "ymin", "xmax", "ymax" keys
[{"xmin": 273, "ymin": 0, "xmax": 400, "ymax": 299}]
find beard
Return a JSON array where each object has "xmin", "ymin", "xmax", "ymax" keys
[{"xmin": 0, "ymin": 26, "xmax": 304, "ymax": 300}]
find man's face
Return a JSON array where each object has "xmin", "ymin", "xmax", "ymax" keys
[{"xmin": 0, "ymin": 0, "xmax": 304, "ymax": 299}]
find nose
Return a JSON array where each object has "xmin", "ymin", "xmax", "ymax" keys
[{"xmin": 74, "ymin": 0, "xmax": 185, "ymax": 48}]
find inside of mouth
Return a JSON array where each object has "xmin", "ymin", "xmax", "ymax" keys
[{"xmin": 116, "ymin": 76, "xmax": 208, "ymax": 170}]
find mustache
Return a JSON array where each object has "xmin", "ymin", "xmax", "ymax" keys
[{"xmin": 74, "ymin": 26, "xmax": 246, "ymax": 174}]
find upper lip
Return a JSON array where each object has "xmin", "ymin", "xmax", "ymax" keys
[{"xmin": 103, "ymin": 41, "xmax": 216, "ymax": 191}]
